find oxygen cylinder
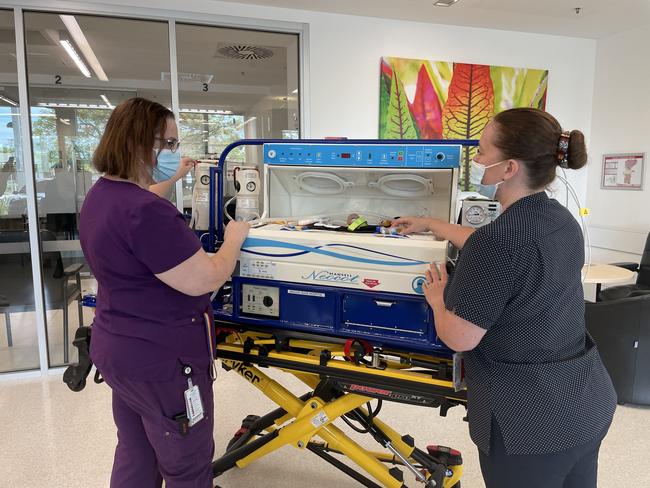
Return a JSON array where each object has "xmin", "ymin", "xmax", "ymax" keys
[
  {"xmin": 234, "ymin": 167, "xmax": 260, "ymax": 222},
  {"xmin": 190, "ymin": 161, "xmax": 217, "ymax": 231}
]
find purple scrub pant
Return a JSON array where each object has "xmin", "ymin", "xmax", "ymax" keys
[{"xmin": 103, "ymin": 367, "xmax": 215, "ymax": 488}]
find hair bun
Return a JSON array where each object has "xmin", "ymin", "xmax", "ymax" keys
[{"xmin": 566, "ymin": 130, "xmax": 587, "ymax": 170}]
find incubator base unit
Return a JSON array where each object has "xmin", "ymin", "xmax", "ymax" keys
[
  {"xmin": 218, "ymin": 275, "xmax": 450, "ymax": 354},
  {"xmin": 212, "ymin": 141, "xmax": 463, "ymax": 355}
]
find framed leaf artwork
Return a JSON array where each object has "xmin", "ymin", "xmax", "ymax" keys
[{"xmin": 379, "ymin": 57, "xmax": 549, "ymax": 191}]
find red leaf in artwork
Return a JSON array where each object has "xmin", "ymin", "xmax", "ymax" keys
[
  {"xmin": 408, "ymin": 64, "xmax": 443, "ymax": 139},
  {"xmin": 381, "ymin": 58, "xmax": 393, "ymax": 93},
  {"xmin": 381, "ymin": 58, "xmax": 393, "ymax": 78}
]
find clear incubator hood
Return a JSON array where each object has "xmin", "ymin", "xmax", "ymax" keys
[
  {"xmin": 227, "ymin": 143, "xmax": 462, "ymax": 296},
  {"xmin": 264, "ymin": 165, "xmax": 456, "ymax": 225}
]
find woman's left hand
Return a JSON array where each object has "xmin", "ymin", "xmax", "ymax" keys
[
  {"xmin": 423, "ymin": 262, "xmax": 447, "ymax": 309},
  {"xmin": 175, "ymin": 157, "xmax": 197, "ymax": 179}
]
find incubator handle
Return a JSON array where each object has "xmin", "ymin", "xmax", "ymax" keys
[
  {"xmin": 368, "ymin": 174, "xmax": 433, "ymax": 198},
  {"xmin": 294, "ymin": 172, "xmax": 354, "ymax": 195}
]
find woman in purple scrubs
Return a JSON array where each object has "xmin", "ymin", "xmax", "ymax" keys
[{"xmin": 79, "ymin": 97, "xmax": 249, "ymax": 487}]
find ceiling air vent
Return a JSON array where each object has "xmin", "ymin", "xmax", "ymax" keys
[{"xmin": 216, "ymin": 44, "xmax": 274, "ymax": 60}]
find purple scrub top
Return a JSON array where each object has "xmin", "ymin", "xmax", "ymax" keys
[{"xmin": 79, "ymin": 177, "xmax": 213, "ymax": 381}]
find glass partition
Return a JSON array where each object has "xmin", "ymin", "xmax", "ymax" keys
[
  {"xmin": 23, "ymin": 11, "xmax": 172, "ymax": 366},
  {"xmin": 175, "ymin": 23, "xmax": 300, "ymax": 209},
  {"xmin": 1, "ymin": 7, "xmax": 302, "ymax": 373},
  {"xmin": 0, "ymin": 9, "xmax": 40, "ymax": 373}
]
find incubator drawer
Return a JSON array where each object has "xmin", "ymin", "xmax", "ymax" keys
[{"xmin": 341, "ymin": 294, "xmax": 431, "ymax": 338}]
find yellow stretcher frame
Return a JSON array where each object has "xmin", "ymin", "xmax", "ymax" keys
[{"xmin": 212, "ymin": 329, "xmax": 467, "ymax": 488}]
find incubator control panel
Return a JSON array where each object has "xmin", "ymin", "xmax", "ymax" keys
[
  {"xmin": 264, "ymin": 144, "xmax": 461, "ymax": 168},
  {"xmin": 241, "ymin": 284, "xmax": 280, "ymax": 317}
]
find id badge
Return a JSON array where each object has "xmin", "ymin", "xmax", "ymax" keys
[{"xmin": 184, "ymin": 378, "xmax": 204, "ymax": 427}]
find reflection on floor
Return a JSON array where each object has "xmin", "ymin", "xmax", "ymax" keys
[
  {"xmin": 0, "ymin": 368, "xmax": 649, "ymax": 488},
  {"xmin": 0, "ymin": 279, "xmax": 96, "ymax": 372}
]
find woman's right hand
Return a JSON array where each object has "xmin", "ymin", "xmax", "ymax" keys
[
  {"xmin": 392, "ymin": 216, "xmax": 433, "ymax": 235},
  {"xmin": 224, "ymin": 221, "xmax": 250, "ymax": 246}
]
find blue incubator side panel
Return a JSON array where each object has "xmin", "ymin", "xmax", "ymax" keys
[{"xmin": 212, "ymin": 278, "xmax": 450, "ymax": 356}]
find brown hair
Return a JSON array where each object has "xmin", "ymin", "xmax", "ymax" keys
[
  {"xmin": 93, "ymin": 97, "xmax": 174, "ymax": 180},
  {"xmin": 491, "ymin": 108, "xmax": 587, "ymax": 189}
]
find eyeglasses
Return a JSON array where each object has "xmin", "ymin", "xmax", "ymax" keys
[{"xmin": 155, "ymin": 137, "xmax": 180, "ymax": 152}]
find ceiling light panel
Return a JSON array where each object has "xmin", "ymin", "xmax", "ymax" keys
[
  {"xmin": 100, "ymin": 94, "xmax": 114, "ymax": 109},
  {"xmin": 60, "ymin": 15, "xmax": 108, "ymax": 81},
  {"xmin": 59, "ymin": 39, "xmax": 91, "ymax": 78},
  {"xmin": 0, "ymin": 95, "xmax": 18, "ymax": 106}
]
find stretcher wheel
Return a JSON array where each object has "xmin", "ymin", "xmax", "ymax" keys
[{"xmin": 226, "ymin": 414, "xmax": 260, "ymax": 452}]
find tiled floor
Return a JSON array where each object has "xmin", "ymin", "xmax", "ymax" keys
[{"xmin": 0, "ymin": 367, "xmax": 649, "ymax": 488}]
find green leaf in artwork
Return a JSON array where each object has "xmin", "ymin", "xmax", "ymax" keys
[
  {"xmin": 491, "ymin": 67, "xmax": 549, "ymax": 112},
  {"xmin": 384, "ymin": 69, "xmax": 418, "ymax": 139},
  {"xmin": 526, "ymin": 71, "xmax": 548, "ymax": 109},
  {"xmin": 379, "ymin": 75, "xmax": 390, "ymax": 137}
]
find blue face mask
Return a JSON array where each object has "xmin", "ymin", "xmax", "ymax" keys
[
  {"xmin": 470, "ymin": 159, "xmax": 506, "ymax": 200},
  {"xmin": 153, "ymin": 149, "xmax": 180, "ymax": 182}
]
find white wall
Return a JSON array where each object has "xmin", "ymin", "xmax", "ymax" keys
[
  {"xmin": 18, "ymin": 0, "xmax": 597, "ymax": 204},
  {"xmin": 587, "ymin": 24, "xmax": 650, "ymax": 257}
]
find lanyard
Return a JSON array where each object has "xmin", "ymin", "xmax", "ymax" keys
[{"xmin": 204, "ymin": 312, "xmax": 217, "ymax": 380}]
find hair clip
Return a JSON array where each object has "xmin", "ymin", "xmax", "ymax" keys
[{"xmin": 557, "ymin": 131, "xmax": 571, "ymax": 168}]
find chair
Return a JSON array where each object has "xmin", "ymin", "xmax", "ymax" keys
[
  {"xmin": 585, "ymin": 294, "xmax": 650, "ymax": 405},
  {"xmin": 0, "ymin": 229, "xmax": 83, "ymax": 364},
  {"xmin": 599, "ymin": 232, "xmax": 650, "ymax": 301}
]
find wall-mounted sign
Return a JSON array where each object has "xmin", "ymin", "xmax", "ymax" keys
[{"xmin": 601, "ymin": 153, "xmax": 645, "ymax": 190}]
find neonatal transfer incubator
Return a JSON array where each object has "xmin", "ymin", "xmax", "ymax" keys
[
  {"xmin": 209, "ymin": 142, "xmax": 461, "ymax": 355},
  {"xmin": 203, "ymin": 139, "xmax": 476, "ymax": 488},
  {"xmin": 68, "ymin": 139, "xmax": 483, "ymax": 488}
]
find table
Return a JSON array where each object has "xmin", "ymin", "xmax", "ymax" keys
[{"xmin": 582, "ymin": 264, "xmax": 636, "ymax": 301}]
